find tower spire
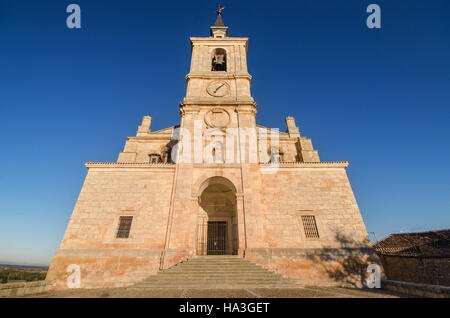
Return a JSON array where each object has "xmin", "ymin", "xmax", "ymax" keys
[
  {"xmin": 210, "ymin": 4, "xmax": 228, "ymax": 38},
  {"xmin": 214, "ymin": 4, "xmax": 225, "ymax": 27}
]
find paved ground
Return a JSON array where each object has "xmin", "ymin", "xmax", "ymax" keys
[{"xmin": 23, "ymin": 286, "xmax": 403, "ymax": 298}]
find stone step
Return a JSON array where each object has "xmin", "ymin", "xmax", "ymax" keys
[
  {"xmin": 154, "ymin": 273, "xmax": 277, "ymax": 278},
  {"xmin": 155, "ymin": 271, "xmax": 282, "ymax": 276},
  {"xmin": 141, "ymin": 278, "xmax": 291, "ymax": 282},
  {"xmin": 178, "ymin": 258, "xmax": 246, "ymax": 261},
  {"xmin": 172, "ymin": 262, "xmax": 255, "ymax": 267},
  {"xmin": 133, "ymin": 285, "xmax": 297, "ymax": 289},
  {"xmin": 130, "ymin": 285, "xmax": 299, "ymax": 289},
  {"xmin": 167, "ymin": 267, "xmax": 268, "ymax": 271},
  {"xmin": 134, "ymin": 281, "xmax": 297, "ymax": 287},
  {"xmin": 186, "ymin": 260, "xmax": 248, "ymax": 262},
  {"xmin": 137, "ymin": 281, "xmax": 293, "ymax": 287},
  {"xmin": 189, "ymin": 260, "xmax": 247, "ymax": 262},
  {"xmin": 161, "ymin": 268, "xmax": 271, "ymax": 272},
  {"xmin": 132, "ymin": 256, "xmax": 299, "ymax": 289},
  {"xmin": 141, "ymin": 277, "xmax": 290, "ymax": 282},
  {"xmin": 171, "ymin": 264, "xmax": 259, "ymax": 266},
  {"xmin": 193, "ymin": 256, "xmax": 243, "ymax": 259}
]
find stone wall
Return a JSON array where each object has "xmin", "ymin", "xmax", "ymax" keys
[
  {"xmin": 0, "ymin": 281, "xmax": 54, "ymax": 298},
  {"xmin": 58, "ymin": 165, "xmax": 175, "ymax": 251},
  {"xmin": 46, "ymin": 165, "xmax": 177, "ymax": 289},
  {"xmin": 46, "ymin": 248, "xmax": 190, "ymax": 289},
  {"xmin": 260, "ymin": 167, "xmax": 370, "ymax": 248},
  {"xmin": 382, "ymin": 279, "xmax": 450, "ymax": 298},
  {"xmin": 243, "ymin": 166, "xmax": 377, "ymax": 286},
  {"xmin": 246, "ymin": 248, "xmax": 380, "ymax": 288},
  {"xmin": 47, "ymin": 162, "xmax": 375, "ymax": 288},
  {"xmin": 379, "ymin": 255, "xmax": 450, "ymax": 286}
]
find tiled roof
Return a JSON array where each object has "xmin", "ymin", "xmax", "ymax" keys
[{"xmin": 373, "ymin": 229, "xmax": 450, "ymax": 257}]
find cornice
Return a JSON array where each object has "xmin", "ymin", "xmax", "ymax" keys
[
  {"xmin": 85, "ymin": 161, "xmax": 348, "ymax": 169},
  {"xmin": 180, "ymin": 99, "xmax": 256, "ymax": 107},
  {"xmin": 186, "ymin": 73, "xmax": 252, "ymax": 81},
  {"xmin": 190, "ymin": 37, "xmax": 248, "ymax": 44},
  {"xmin": 235, "ymin": 105, "xmax": 257, "ymax": 115},
  {"xmin": 260, "ymin": 161, "xmax": 349, "ymax": 168},
  {"xmin": 85, "ymin": 162, "xmax": 176, "ymax": 169}
]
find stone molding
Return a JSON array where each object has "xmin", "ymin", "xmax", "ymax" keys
[
  {"xmin": 261, "ymin": 161, "xmax": 349, "ymax": 168},
  {"xmin": 0, "ymin": 280, "xmax": 55, "ymax": 298},
  {"xmin": 186, "ymin": 73, "xmax": 252, "ymax": 81},
  {"xmin": 190, "ymin": 37, "xmax": 249, "ymax": 46},
  {"xmin": 85, "ymin": 162, "xmax": 176, "ymax": 169},
  {"xmin": 127, "ymin": 135, "xmax": 173, "ymax": 141},
  {"xmin": 180, "ymin": 99, "xmax": 256, "ymax": 107},
  {"xmin": 85, "ymin": 161, "xmax": 348, "ymax": 169}
]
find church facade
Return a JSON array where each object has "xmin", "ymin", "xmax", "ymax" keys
[{"xmin": 47, "ymin": 13, "xmax": 376, "ymax": 289}]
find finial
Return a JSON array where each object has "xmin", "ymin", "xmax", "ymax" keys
[
  {"xmin": 217, "ymin": 3, "xmax": 225, "ymax": 15},
  {"xmin": 211, "ymin": 2, "xmax": 228, "ymax": 37},
  {"xmin": 213, "ymin": 3, "xmax": 225, "ymax": 27}
]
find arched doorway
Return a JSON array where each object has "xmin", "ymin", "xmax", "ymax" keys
[{"xmin": 196, "ymin": 177, "xmax": 238, "ymax": 255}]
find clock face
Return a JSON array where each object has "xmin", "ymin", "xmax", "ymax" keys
[{"xmin": 207, "ymin": 81, "xmax": 230, "ymax": 97}]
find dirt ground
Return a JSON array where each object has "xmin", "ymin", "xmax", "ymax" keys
[{"xmin": 22, "ymin": 286, "xmax": 404, "ymax": 298}]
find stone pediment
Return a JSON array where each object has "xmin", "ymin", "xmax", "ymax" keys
[
  {"xmin": 151, "ymin": 126, "xmax": 178, "ymax": 135},
  {"xmin": 127, "ymin": 125, "xmax": 179, "ymax": 141},
  {"xmin": 256, "ymin": 124, "xmax": 289, "ymax": 137}
]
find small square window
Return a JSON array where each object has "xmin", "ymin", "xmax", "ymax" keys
[
  {"xmin": 116, "ymin": 216, "xmax": 133, "ymax": 238},
  {"xmin": 149, "ymin": 154, "xmax": 161, "ymax": 164},
  {"xmin": 301, "ymin": 215, "xmax": 319, "ymax": 239}
]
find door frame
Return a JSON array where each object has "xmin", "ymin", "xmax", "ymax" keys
[{"xmin": 203, "ymin": 216, "xmax": 233, "ymax": 255}]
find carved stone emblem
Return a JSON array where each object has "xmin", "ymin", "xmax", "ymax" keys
[{"xmin": 204, "ymin": 108, "xmax": 230, "ymax": 128}]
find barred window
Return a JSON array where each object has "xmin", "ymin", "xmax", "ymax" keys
[
  {"xmin": 301, "ymin": 215, "xmax": 319, "ymax": 239},
  {"xmin": 116, "ymin": 216, "xmax": 133, "ymax": 238},
  {"xmin": 149, "ymin": 153, "xmax": 161, "ymax": 164}
]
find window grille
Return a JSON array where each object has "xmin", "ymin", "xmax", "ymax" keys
[
  {"xmin": 149, "ymin": 154, "xmax": 161, "ymax": 164},
  {"xmin": 116, "ymin": 216, "xmax": 133, "ymax": 238},
  {"xmin": 301, "ymin": 215, "xmax": 319, "ymax": 239}
]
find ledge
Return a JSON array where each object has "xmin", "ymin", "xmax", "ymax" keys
[
  {"xmin": 126, "ymin": 135, "xmax": 173, "ymax": 141},
  {"xmin": 85, "ymin": 162, "xmax": 176, "ymax": 169},
  {"xmin": 382, "ymin": 279, "xmax": 450, "ymax": 298},
  {"xmin": 85, "ymin": 161, "xmax": 348, "ymax": 169},
  {"xmin": 0, "ymin": 280, "xmax": 55, "ymax": 297},
  {"xmin": 180, "ymin": 99, "xmax": 256, "ymax": 107},
  {"xmin": 260, "ymin": 161, "xmax": 349, "ymax": 168}
]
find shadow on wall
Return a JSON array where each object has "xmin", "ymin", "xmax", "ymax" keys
[{"xmin": 305, "ymin": 232, "xmax": 382, "ymax": 288}]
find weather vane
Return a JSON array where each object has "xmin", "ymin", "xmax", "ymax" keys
[{"xmin": 216, "ymin": 3, "xmax": 225, "ymax": 15}]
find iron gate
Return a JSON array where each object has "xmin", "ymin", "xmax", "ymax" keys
[{"xmin": 207, "ymin": 221, "xmax": 228, "ymax": 255}]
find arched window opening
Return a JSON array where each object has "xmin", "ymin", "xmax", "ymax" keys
[{"xmin": 212, "ymin": 48, "xmax": 227, "ymax": 71}]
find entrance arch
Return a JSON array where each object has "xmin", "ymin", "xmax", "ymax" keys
[{"xmin": 196, "ymin": 177, "xmax": 238, "ymax": 255}]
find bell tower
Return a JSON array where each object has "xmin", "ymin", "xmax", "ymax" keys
[{"xmin": 181, "ymin": 7, "xmax": 256, "ymax": 133}]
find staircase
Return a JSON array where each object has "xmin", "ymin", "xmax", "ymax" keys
[{"xmin": 130, "ymin": 256, "xmax": 298, "ymax": 289}]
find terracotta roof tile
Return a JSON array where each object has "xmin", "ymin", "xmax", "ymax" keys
[{"xmin": 372, "ymin": 229, "xmax": 450, "ymax": 257}]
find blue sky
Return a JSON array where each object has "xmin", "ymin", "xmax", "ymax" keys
[{"xmin": 0, "ymin": 0, "xmax": 449, "ymax": 265}]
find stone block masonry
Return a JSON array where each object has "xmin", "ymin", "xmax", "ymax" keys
[{"xmin": 47, "ymin": 11, "xmax": 377, "ymax": 289}]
